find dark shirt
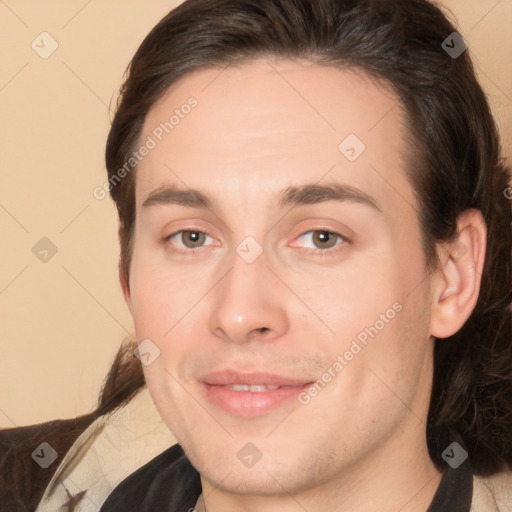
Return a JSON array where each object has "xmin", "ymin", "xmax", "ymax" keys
[{"xmin": 99, "ymin": 444, "xmax": 473, "ymax": 511}]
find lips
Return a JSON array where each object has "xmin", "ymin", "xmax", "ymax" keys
[
  {"xmin": 201, "ymin": 370, "xmax": 311, "ymax": 387},
  {"xmin": 199, "ymin": 370, "xmax": 313, "ymax": 417}
]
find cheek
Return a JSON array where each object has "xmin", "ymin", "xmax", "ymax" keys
[
  {"xmin": 317, "ymin": 265, "xmax": 401, "ymax": 338},
  {"xmin": 323, "ymin": 253, "xmax": 431, "ymax": 381},
  {"xmin": 358, "ymin": 284, "xmax": 432, "ymax": 390},
  {"xmin": 128, "ymin": 259, "xmax": 217, "ymax": 373},
  {"xmin": 128, "ymin": 247, "xmax": 175, "ymax": 335}
]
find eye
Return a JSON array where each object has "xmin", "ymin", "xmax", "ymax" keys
[
  {"xmin": 164, "ymin": 230, "xmax": 215, "ymax": 253},
  {"xmin": 163, "ymin": 228, "xmax": 350, "ymax": 257},
  {"xmin": 292, "ymin": 229, "xmax": 349, "ymax": 256}
]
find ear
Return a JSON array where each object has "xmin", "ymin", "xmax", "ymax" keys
[
  {"xmin": 117, "ymin": 223, "xmax": 133, "ymax": 315},
  {"xmin": 430, "ymin": 208, "xmax": 487, "ymax": 339},
  {"xmin": 119, "ymin": 262, "xmax": 133, "ymax": 315}
]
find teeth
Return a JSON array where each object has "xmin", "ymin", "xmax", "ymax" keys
[{"xmin": 224, "ymin": 384, "xmax": 280, "ymax": 392}]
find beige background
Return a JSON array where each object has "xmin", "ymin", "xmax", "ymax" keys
[{"xmin": 1, "ymin": 0, "xmax": 511, "ymax": 428}]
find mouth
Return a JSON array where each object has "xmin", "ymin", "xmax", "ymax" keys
[
  {"xmin": 222, "ymin": 384, "xmax": 281, "ymax": 392},
  {"xmin": 199, "ymin": 371, "xmax": 313, "ymax": 417}
]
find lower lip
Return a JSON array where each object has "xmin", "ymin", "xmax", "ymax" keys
[{"xmin": 201, "ymin": 383, "xmax": 311, "ymax": 417}]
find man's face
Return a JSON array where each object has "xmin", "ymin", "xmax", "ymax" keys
[{"xmin": 125, "ymin": 59, "xmax": 436, "ymax": 497}]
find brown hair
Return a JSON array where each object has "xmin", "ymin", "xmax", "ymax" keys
[{"xmin": 105, "ymin": 0, "xmax": 512, "ymax": 475}]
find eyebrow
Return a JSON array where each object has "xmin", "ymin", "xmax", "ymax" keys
[{"xmin": 142, "ymin": 182, "xmax": 383, "ymax": 213}]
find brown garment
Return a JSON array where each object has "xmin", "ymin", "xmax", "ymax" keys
[
  {"xmin": 0, "ymin": 338, "xmax": 145, "ymax": 512},
  {"xmin": 0, "ymin": 413, "xmax": 98, "ymax": 511}
]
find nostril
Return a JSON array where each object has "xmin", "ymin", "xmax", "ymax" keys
[{"xmin": 251, "ymin": 327, "xmax": 269, "ymax": 336}]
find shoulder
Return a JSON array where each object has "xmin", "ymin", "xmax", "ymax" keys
[
  {"xmin": 35, "ymin": 386, "xmax": 177, "ymax": 511},
  {"xmin": 0, "ymin": 413, "xmax": 97, "ymax": 511},
  {"xmin": 98, "ymin": 443, "xmax": 201, "ymax": 512},
  {"xmin": 472, "ymin": 471, "xmax": 512, "ymax": 512}
]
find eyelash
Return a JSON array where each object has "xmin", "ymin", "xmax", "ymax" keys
[{"xmin": 162, "ymin": 229, "xmax": 351, "ymax": 258}]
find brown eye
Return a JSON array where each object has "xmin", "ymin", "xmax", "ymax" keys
[
  {"xmin": 180, "ymin": 230, "xmax": 206, "ymax": 248},
  {"xmin": 163, "ymin": 229, "xmax": 213, "ymax": 254},
  {"xmin": 291, "ymin": 229, "xmax": 350, "ymax": 258},
  {"xmin": 311, "ymin": 231, "xmax": 339, "ymax": 249}
]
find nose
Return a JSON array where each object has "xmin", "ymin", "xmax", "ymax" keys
[{"xmin": 208, "ymin": 242, "xmax": 289, "ymax": 345}]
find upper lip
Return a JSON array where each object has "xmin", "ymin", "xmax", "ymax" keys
[{"xmin": 200, "ymin": 370, "xmax": 312, "ymax": 387}]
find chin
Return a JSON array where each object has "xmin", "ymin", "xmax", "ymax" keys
[
  {"xmin": 186, "ymin": 440, "xmax": 318, "ymax": 497},
  {"xmin": 201, "ymin": 464, "xmax": 293, "ymax": 496}
]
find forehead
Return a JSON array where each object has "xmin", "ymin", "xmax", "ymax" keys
[{"xmin": 135, "ymin": 58, "xmax": 416, "ymax": 217}]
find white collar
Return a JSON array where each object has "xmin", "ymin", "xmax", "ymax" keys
[{"xmin": 35, "ymin": 386, "xmax": 176, "ymax": 511}]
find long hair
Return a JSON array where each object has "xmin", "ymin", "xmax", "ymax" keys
[{"xmin": 104, "ymin": 0, "xmax": 512, "ymax": 475}]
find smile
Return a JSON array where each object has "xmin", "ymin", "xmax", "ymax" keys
[{"xmin": 198, "ymin": 370, "xmax": 313, "ymax": 417}]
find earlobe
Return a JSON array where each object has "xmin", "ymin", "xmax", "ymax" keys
[{"xmin": 430, "ymin": 208, "xmax": 487, "ymax": 339}]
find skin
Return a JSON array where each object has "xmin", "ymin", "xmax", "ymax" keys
[{"xmin": 122, "ymin": 58, "xmax": 486, "ymax": 512}]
